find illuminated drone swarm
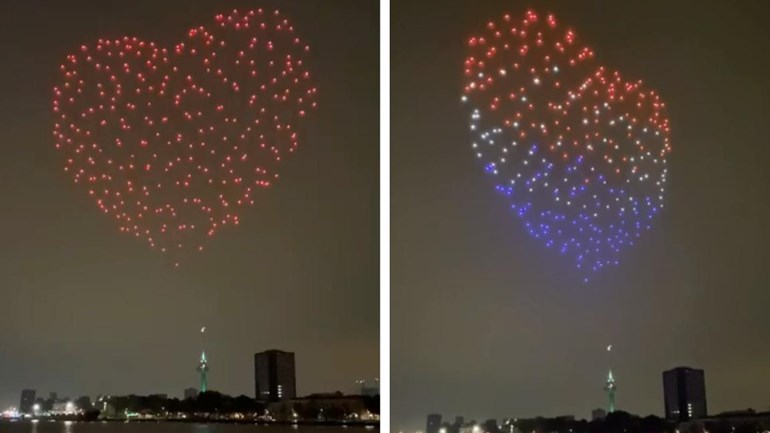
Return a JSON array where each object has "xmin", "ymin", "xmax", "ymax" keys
[
  {"xmin": 462, "ymin": 11, "xmax": 671, "ymax": 278},
  {"xmin": 52, "ymin": 9, "xmax": 318, "ymax": 266}
]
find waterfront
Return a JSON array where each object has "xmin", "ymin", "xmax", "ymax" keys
[{"xmin": 0, "ymin": 422, "xmax": 378, "ymax": 433}]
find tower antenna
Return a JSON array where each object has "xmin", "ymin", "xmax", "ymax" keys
[
  {"xmin": 197, "ymin": 326, "xmax": 209, "ymax": 393},
  {"xmin": 604, "ymin": 344, "xmax": 616, "ymax": 413}
]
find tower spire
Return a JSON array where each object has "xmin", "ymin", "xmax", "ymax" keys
[
  {"xmin": 197, "ymin": 350, "xmax": 209, "ymax": 392},
  {"xmin": 197, "ymin": 327, "xmax": 208, "ymax": 393},
  {"xmin": 604, "ymin": 344, "xmax": 616, "ymax": 413},
  {"xmin": 604, "ymin": 369, "xmax": 616, "ymax": 413}
]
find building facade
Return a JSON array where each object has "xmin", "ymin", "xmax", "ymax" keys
[
  {"xmin": 268, "ymin": 392, "xmax": 378, "ymax": 421},
  {"xmin": 183, "ymin": 387, "xmax": 199, "ymax": 400},
  {"xmin": 254, "ymin": 349, "xmax": 296, "ymax": 402},
  {"xmin": 19, "ymin": 389, "xmax": 36, "ymax": 414},
  {"xmin": 427, "ymin": 413, "xmax": 442, "ymax": 433},
  {"xmin": 663, "ymin": 366, "xmax": 707, "ymax": 421}
]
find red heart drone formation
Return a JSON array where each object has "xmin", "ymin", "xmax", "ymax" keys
[
  {"xmin": 52, "ymin": 9, "xmax": 318, "ymax": 266},
  {"xmin": 462, "ymin": 10, "xmax": 671, "ymax": 280}
]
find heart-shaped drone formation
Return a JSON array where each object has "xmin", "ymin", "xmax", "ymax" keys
[
  {"xmin": 462, "ymin": 10, "xmax": 671, "ymax": 280},
  {"xmin": 52, "ymin": 9, "xmax": 317, "ymax": 266}
]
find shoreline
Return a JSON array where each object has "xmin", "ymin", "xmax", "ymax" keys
[{"xmin": 0, "ymin": 418, "xmax": 379, "ymax": 428}]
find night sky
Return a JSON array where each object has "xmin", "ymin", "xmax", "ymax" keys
[
  {"xmin": 393, "ymin": 0, "xmax": 770, "ymax": 430},
  {"xmin": 0, "ymin": 0, "xmax": 378, "ymax": 407}
]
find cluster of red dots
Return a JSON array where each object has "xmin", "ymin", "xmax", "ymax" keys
[{"xmin": 52, "ymin": 9, "xmax": 318, "ymax": 266}]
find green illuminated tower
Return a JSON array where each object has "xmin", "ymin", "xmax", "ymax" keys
[
  {"xmin": 197, "ymin": 351, "xmax": 209, "ymax": 393},
  {"xmin": 604, "ymin": 369, "xmax": 616, "ymax": 413}
]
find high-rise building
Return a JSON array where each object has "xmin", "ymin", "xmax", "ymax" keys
[
  {"xmin": 427, "ymin": 414, "xmax": 442, "ymax": 433},
  {"xmin": 19, "ymin": 389, "xmax": 36, "ymax": 414},
  {"xmin": 663, "ymin": 367, "xmax": 707, "ymax": 421},
  {"xmin": 254, "ymin": 349, "xmax": 296, "ymax": 402}
]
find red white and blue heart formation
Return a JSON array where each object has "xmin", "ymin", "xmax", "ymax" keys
[{"xmin": 462, "ymin": 10, "xmax": 671, "ymax": 280}]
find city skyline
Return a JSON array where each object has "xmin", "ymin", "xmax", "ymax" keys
[
  {"xmin": 419, "ymin": 365, "xmax": 716, "ymax": 426},
  {"xmin": 11, "ymin": 346, "xmax": 377, "ymax": 408}
]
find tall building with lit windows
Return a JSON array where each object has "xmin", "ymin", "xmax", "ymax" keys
[
  {"xmin": 254, "ymin": 349, "xmax": 296, "ymax": 402},
  {"xmin": 426, "ymin": 414, "xmax": 442, "ymax": 433},
  {"xmin": 19, "ymin": 389, "xmax": 36, "ymax": 414},
  {"xmin": 663, "ymin": 367, "xmax": 707, "ymax": 421}
]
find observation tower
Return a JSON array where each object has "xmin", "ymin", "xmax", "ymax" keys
[
  {"xmin": 604, "ymin": 369, "xmax": 616, "ymax": 413},
  {"xmin": 197, "ymin": 351, "xmax": 209, "ymax": 392}
]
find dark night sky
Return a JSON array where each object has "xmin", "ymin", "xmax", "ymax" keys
[
  {"xmin": 393, "ymin": 0, "xmax": 770, "ymax": 430},
  {"xmin": 0, "ymin": 0, "xmax": 378, "ymax": 407}
]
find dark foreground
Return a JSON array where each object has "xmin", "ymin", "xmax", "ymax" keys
[{"xmin": 0, "ymin": 421, "xmax": 379, "ymax": 433}]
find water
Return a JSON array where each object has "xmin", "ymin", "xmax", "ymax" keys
[{"xmin": 0, "ymin": 422, "xmax": 378, "ymax": 433}]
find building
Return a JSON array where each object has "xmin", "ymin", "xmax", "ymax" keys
[
  {"xmin": 197, "ymin": 351, "xmax": 209, "ymax": 393},
  {"xmin": 74, "ymin": 395, "xmax": 91, "ymax": 411},
  {"xmin": 483, "ymin": 419, "xmax": 499, "ymax": 432},
  {"xmin": 268, "ymin": 392, "xmax": 378, "ymax": 421},
  {"xmin": 19, "ymin": 389, "xmax": 36, "ymax": 414},
  {"xmin": 51, "ymin": 401, "xmax": 76, "ymax": 415},
  {"xmin": 701, "ymin": 410, "xmax": 770, "ymax": 432},
  {"xmin": 604, "ymin": 370, "xmax": 617, "ymax": 413},
  {"xmin": 501, "ymin": 418, "xmax": 522, "ymax": 433},
  {"xmin": 357, "ymin": 378, "xmax": 380, "ymax": 396},
  {"xmin": 183, "ymin": 388, "xmax": 199, "ymax": 400},
  {"xmin": 592, "ymin": 408, "xmax": 607, "ymax": 420},
  {"xmin": 254, "ymin": 349, "xmax": 296, "ymax": 402},
  {"xmin": 427, "ymin": 414, "xmax": 442, "ymax": 433},
  {"xmin": 663, "ymin": 366, "xmax": 707, "ymax": 421}
]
